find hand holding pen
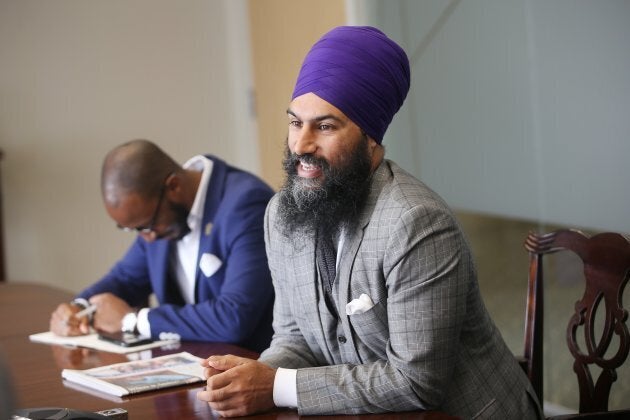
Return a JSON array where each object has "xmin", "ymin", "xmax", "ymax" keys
[
  {"xmin": 74, "ymin": 304, "xmax": 97, "ymax": 320},
  {"xmin": 49, "ymin": 302, "xmax": 96, "ymax": 336}
]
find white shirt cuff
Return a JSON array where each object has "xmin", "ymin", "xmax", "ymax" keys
[
  {"xmin": 136, "ymin": 308, "xmax": 151, "ymax": 337},
  {"xmin": 273, "ymin": 367, "xmax": 298, "ymax": 408}
]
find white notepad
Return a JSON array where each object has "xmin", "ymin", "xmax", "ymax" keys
[{"xmin": 29, "ymin": 331, "xmax": 180, "ymax": 354}]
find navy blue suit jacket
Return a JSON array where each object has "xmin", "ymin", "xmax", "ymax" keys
[{"xmin": 78, "ymin": 155, "xmax": 275, "ymax": 352}]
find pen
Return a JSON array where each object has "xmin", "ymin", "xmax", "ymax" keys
[{"xmin": 74, "ymin": 304, "xmax": 97, "ymax": 319}]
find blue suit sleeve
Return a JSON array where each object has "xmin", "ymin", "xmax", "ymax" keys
[{"xmin": 76, "ymin": 238, "xmax": 154, "ymax": 307}]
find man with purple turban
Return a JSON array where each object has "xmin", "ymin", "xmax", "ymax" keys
[{"xmin": 197, "ymin": 26, "xmax": 542, "ymax": 419}]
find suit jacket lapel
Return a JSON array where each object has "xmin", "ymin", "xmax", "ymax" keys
[
  {"xmin": 194, "ymin": 155, "xmax": 226, "ymax": 302},
  {"xmin": 337, "ymin": 161, "xmax": 390, "ymax": 301},
  {"xmin": 336, "ymin": 161, "xmax": 391, "ymax": 358},
  {"xmin": 293, "ymin": 233, "xmax": 321, "ymax": 314}
]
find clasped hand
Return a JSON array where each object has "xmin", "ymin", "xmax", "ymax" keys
[{"xmin": 196, "ymin": 355, "xmax": 276, "ymax": 417}]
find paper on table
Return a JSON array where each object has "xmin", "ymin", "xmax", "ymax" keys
[
  {"xmin": 29, "ymin": 331, "xmax": 180, "ymax": 354},
  {"xmin": 62, "ymin": 379, "xmax": 125, "ymax": 402},
  {"xmin": 61, "ymin": 351, "xmax": 205, "ymax": 397}
]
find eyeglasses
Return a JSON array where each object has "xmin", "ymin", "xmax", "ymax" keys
[{"xmin": 119, "ymin": 173, "xmax": 172, "ymax": 234}]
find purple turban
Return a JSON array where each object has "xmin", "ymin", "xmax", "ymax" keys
[{"xmin": 292, "ymin": 26, "xmax": 410, "ymax": 144}]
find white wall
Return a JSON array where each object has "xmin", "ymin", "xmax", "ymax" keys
[
  {"xmin": 0, "ymin": 0, "xmax": 257, "ymax": 291},
  {"xmin": 353, "ymin": 0, "xmax": 630, "ymax": 233}
]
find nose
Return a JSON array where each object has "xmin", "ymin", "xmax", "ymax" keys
[{"xmin": 291, "ymin": 128, "xmax": 317, "ymax": 156}]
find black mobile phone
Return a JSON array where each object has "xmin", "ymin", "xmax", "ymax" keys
[{"xmin": 97, "ymin": 331, "xmax": 153, "ymax": 347}]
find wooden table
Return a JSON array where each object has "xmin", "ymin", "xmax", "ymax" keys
[{"xmin": 0, "ymin": 282, "xmax": 459, "ymax": 419}]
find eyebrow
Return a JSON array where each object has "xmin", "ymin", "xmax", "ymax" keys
[{"xmin": 286, "ymin": 109, "xmax": 345, "ymax": 124}]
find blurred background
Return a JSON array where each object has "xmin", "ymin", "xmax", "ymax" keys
[{"xmin": 1, "ymin": 0, "xmax": 628, "ymax": 414}]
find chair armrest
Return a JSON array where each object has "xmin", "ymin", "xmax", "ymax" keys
[{"xmin": 515, "ymin": 355, "xmax": 528, "ymax": 374}]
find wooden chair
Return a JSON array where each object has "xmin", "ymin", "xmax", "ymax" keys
[{"xmin": 520, "ymin": 229, "xmax": 630, "ymax": 419}]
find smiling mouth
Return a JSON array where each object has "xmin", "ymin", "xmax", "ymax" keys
[
  {"xmin": 297, "ymin": 159, "xmax": 323, "ymax": 179},
  {"xmin": 300, "ymin": 161, "xmax": 320, "ymax": 171}
]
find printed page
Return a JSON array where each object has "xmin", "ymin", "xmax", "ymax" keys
[{"xmin": 62, "ymin": 352, "xmax": 205, "ymax": 396}]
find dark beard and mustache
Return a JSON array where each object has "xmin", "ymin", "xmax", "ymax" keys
[
  {"xmin": 276, "ymin": 135, "xmax": 373, "ymax": 238},
  {"xmin": 154, "ymin": 201, "xmax": 190, "ymax": 241}
]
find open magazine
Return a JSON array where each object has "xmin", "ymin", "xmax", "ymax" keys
[{"xmin": 62, "ymin": 352, "xmax": 205, "ymax": 397}]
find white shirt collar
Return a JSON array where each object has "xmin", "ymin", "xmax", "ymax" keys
[{"xmin": 182, "ymin": 155, "xmax": 214, "ymax": 234}]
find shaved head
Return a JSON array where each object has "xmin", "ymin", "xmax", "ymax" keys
[{"xmin": 101, "ymin": 139, "xmax": 180, "ymax": 208}]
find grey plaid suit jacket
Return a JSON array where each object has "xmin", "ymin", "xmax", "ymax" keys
[{"xmin": 260, "ymin": 160, "xmax": 542, "ymax": 419}]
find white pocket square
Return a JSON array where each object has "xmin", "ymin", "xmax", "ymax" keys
[
  {"xmin": 346, "ymin": 293, "xmax": 374, "ymax": 315},
  {"xmin": 199, "ymin": 253, "xmax": 223, "ymax": 277}
]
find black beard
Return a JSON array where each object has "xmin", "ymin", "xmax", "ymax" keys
[
  {"xmin": 154, "ymin": 202, "xmax": 190, "ymax": 241},
  {"xmin": 276, "ymin": 135, "xmax": 373, "ymax": 238},
  {"xmin": 170, "ymin": 202, "xmax": 191, "ymax": 240}
]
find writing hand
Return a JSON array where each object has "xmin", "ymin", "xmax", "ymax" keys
[
  {"xmin": 196, "ymin": 354, "xmax": 276, "ymax": 417},
  {"xmin": 50, "ymin": 302, "xmax": 90, "ymax": 336}
]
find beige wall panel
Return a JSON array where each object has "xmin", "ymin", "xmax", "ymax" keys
[
  {"xmin": 0, "ymin": 0, "xmax": 256, "ymax": 292},
  {"xmin": 248, "ymin": 0, "xmax": 346, "ymax": 190}
]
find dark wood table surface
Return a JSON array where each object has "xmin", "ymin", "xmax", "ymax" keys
[{"xmin": 0, "ymin": 282, "xmax": 459, "ymax": 419}]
